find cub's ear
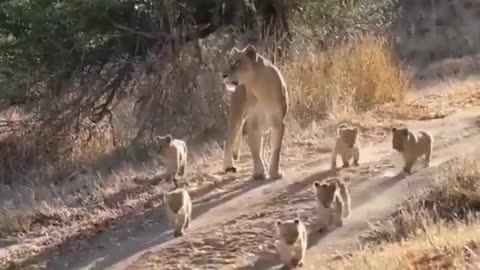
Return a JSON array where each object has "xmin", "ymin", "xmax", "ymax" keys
[
  {"xmin": 313, "ymin": 181, "xmax": 321, "ymax": 188},
  {"xmin": 402, "ymin": 128, "xmax": 409, "ymax": 136},
  {"xmin": 165, "ymin": 134, "xmax": 173, "ymax": 144},
  {"xmin": 391, "ymin": 127, "xmax": 397, "ymax": 132},
  {"xmin": 276, "ymin": 220, "xmax": 283, "ymax": 226},
  {"xmin": 293, "ymin": 218, "xmax": 300, "ymax": 225},
  {"xmin": 244, "ymin": 44, "xmax": 257, "ymax": 61}
]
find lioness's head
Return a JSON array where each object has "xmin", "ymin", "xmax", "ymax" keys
[
  {"xmin": 153, "ymin": 134, "xmax": 173, "ymax": 153},
  {"xmin": 313, "ymin": 181, "xmax": 337, "ymax": 208},
  {"xmin": 338, "ymin": 126, "xmax": 358, "ymax": 148},
  {"xmin": 222, "ymin": 45, "xmax": 259, "ymax": 91},
  {"xmin": 276, "ymin": 218, "xmax": 302, "ymax": 245},
  {"xmin": 391, "ymin": 127, "xmax": 409, "ymax": 152}
]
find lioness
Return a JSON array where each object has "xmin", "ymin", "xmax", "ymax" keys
[
  {"xmin": 392, "ymin": 127, "xmax": 433, "ymax": 174},
  {"xmin": 313, "ymin": 178, "xmax": 351, "ymax": 233},
  {"xmin": 275, "ymin": 218, "xmax": 308, "ymax": 269},
  {"xmin": 331, "ymin": 123, "xmax": 360, "ymax": 170},
  {"xmin": 163, "ymin": 188, "xmax": 192, "ymax": 237},
  {"xmin": 222, "ymin": 45, "xmax": 288, "ymax": 180}
]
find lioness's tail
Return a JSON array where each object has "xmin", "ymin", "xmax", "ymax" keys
[{"xmin": 334, "ymin": 179, "xmax": 351, "ymax": 218}]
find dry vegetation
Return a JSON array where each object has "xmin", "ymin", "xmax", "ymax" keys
[
  {"xmin": 3, "ymin": 9, "xmax": 480, "ymax": 267},
  {"xmin": 326, "ymin": 151, "xmax": 480, "ymax": 270},
  {"xmin": 0, "ymin": 34, "xmax": 412, "ymax": 238}
]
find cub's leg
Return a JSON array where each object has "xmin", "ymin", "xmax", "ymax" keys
[
  {"xmin": 276, "ymin": 242, "xmax": 293, "ymax": 268},
  {"xmin": 352, "ymin": 146, "xmax": 360, "ymax": 166},
  {"xmin": 331, "ymin": 150, "xmax": 338, "ymax": 169},
  {"xmin": 246, "ymin": 116, "xmax": 267, "ymax": 180},
  {"xmin": 341, "ymin": 151, "xmax": 352, "ymax": 168},
  {"xmin": 333, "ymin": 197, "xmax": 344, "ymax": 227},
  {"xmin": 268, "ymin": 120, "xmax": 285, "ymax": 180},
  {"xmin": 403, "ymin": 154, "xmax": 417, "ymax": 174},
  {"xmin": 424, "ymin": 147, "xmax": 432, "ymax": 168},
  {"xmin": 173, "ymin": 213, "xmax": 188, "ymax": 237}
]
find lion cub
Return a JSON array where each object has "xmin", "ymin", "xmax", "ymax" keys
[
  {"xmin": 163, "ymin": 188, "xmax": 192, "ymax": 237},
  {"xmin": 392, "ymin": 127, "xmax": 433, "ymax": 174},
  {"xmin": 153, "ymin": 134, "xmax": 188, "ymax": 187},
  {"xmin": 275, "ymin": 218, "xmax": 308, "ymax": 269},
  {"xmin": 313, "ymin": 178, "xmax": 351, "ymax": 233},
  {"xmin": 331, "ymin": 124, "xmax": 360, "ymax": 170}
]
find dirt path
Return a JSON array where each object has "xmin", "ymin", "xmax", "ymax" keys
[{"xmin": 26, "ymin": 106, "xmax": 479, "ymax": 270}]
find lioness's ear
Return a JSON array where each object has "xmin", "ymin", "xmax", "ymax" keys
[
  {"xmin": 392, "ymin": 127, "xmax": 397, "ymax": 132},
  {"xmin": 244, "ymin": 44, "xmax": 257, "ymax": 61},
  {"xmin": 276, "ymin": 220, "xmax": 283, "ymax": 226},
  {"xmin": 402, "ymin": 128, "xmax": 409, "ymax": 136},
  {"xmin": 293, "ymin": 218, "xmax": 300, "ymax": 225},
  {"xmin": 313, "ymin": 181, "xmax": 321, "ymax": 188}
]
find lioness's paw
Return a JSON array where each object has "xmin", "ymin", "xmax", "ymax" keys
[
  {"xmin": 225, "ymin": 167, "xmax": 237, "ymax": 173},
  {"xmin": 269, "ymin": 171, "xmax": 284, "ymax": 180},
  {"xmin": 252, "ymin": 173, "xmax": 267, "ymax": 180}
]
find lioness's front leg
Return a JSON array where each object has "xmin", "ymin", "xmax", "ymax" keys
[
  {"xmin": 246, "ymin": 117, "xmax": 266, "ymax": 180},
  {"xmin": 268, "ymin": 121, "xmax": 285, "ymax": 180},
  {"xmin": 223, "ymin": 86, "xmax": 247, "ymax": 173}
]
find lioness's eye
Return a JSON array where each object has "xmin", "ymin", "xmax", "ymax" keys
[{"xmin": 231, "ymin": 61, "xmax": 240, "ymax": 68}]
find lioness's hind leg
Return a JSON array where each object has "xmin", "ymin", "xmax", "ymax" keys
[
  {"xmin": 178, "ymin": 164, "xmax": 185, "ymax": 177},
  {"xmin": 268, "ymin": 123, "xmax": 285, "ymax": 180},
  {"xmin": 246, "ymin": 118, "xmax": 267, "ymax": 180}
]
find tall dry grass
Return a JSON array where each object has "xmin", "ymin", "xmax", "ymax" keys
[{"xmin": 284, "ymin": 35, "xmax": 411, "ymax": 123}]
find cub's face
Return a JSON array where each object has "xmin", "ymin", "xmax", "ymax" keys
[
  {"xmin": 222, "ymin": 45, "xmax": 258, "ymax": 91},
  {"xmin": 276, "ymin": 218, "xmax": 302, "ymax": 245},
  {"xmin": 339, "ymin": 128, "xmax": 358, "ymax": 148},
  {"xmin": 153, "ymin": 134, "xmax": 173, "ymax": 153},
  {"xmin": 313, "ymin": 181, "xmax": 337, "ymax": 208},
  {"xmin": 391, "ymin": 127, "xmax": 409, "ymax": 152}
]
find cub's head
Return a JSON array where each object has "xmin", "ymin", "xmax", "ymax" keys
[
  {"xmin": 153, "ymin": 134, "xmax": 173, "ymax": 152},
  {"xmin": 391, "ymin": 127, "xmax": 409, "ymax": 152},
  {"xmin": 222, "ymin": 45, "xmax": 259, "ymax": 91},
  {"xmin": 338, "ymin": 126, "xmax": 358, "ymax": 148},
  {"xmin": 276, "ymin": 218, "xmax": 303, "ymax": 245},
  {"xmin": 162, "ymin": 188, "xmax": 185, "ymax": 213},
  {"xmin": 313, "ymin": 181, "xmax": 337, "ymax": 208}
]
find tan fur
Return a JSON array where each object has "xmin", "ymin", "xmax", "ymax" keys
[
  {"xmin": 331, "ymin": 124, "xmax": 360, "ymax": 170},
  {"xmin": 153, "ymin": 134, "xmax": 188, "ymax": 187},
  {"xmin": 163, "ymin": 188, "xmax": 192, "ymax": 237},
  {"xmin": 313, "ymin": 178, "xmax": 351, "ymax": 233},
  {"xmin": 275, "ymin": 218, "xmax": 308, "ymax": 269},
  {"xmin": 223, "ymin": 85, "xmax": 247, "ymax": 173},
  {"xmin": 392, "ymin": 127, "xmax": 433, "ymax": 174},
  {"xmin": 222, "ymin": 45, "xmax": 288, "ymax": 180}
]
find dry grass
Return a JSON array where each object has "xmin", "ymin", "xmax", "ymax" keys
[
  {"xmin": 284, "ymin": 35, "xmax": 411, "ymax": 123},
  {"xmin": 326, "ymin": 151, "xmax": 480, "ymax": 270}
]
